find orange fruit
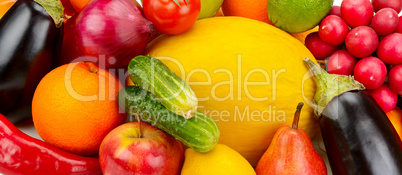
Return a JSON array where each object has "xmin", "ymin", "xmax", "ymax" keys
[
  {"xmin": 125, "ymin": 75, "xmax": 135, "ymax": 86},
  {"xmin": 290, "ymin": 26, "xmax": 319, "ymax": 44},
  {"xmin": 222, "ymin": 0, "xmax": 273, "ymax": 25},
  {"xmin": 386, "ymin": 107, "xmax": 402, "ymax": 141},
  {"xmin": 69, "ymin": 0, "xmax": 91, "ymax": 12},
  {"xmin": 214, "ymin": 8, "xmax": 223, "ymax": 17},
  {"xmin": 0, "ymin": 0, "xmax": 16, "ymax": 19},
  {"xmin": 32, "ymin": 62, "xmax": 126, "ymax": 155}
]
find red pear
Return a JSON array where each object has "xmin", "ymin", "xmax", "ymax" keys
[{"xmin": 256, "ymin": 103, "xmax": 327, "ymax": 175}]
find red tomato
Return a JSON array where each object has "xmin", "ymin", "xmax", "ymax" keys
[{"xmin": 143, "ymin": 0, "xmax": 201, "ymax": 35}]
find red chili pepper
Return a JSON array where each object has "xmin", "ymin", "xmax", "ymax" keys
[{"xmin": 0, "ymin": 114, "xmax": 102, "ymax": 175}]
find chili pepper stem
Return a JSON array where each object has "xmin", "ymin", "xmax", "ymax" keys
[
  {"xmin": 291, "ymin": 102, "xmax": 304, "ymax": 129},
  {"xmin": 303, "ymin": 57, "xmax": 365, "ymax": 116}
]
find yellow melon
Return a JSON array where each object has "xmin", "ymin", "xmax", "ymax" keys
[{"xmin": 146, "ymin": 17, "xmax": 319, "ymax": 166}]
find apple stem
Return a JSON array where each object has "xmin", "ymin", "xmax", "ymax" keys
[
  {"xmin": 292, "ymin": 102, "xmax": 304, "ymax": 130},
  {"xmin": 137, "ymin": 116, "xmax": 142, "ymax": 138}
]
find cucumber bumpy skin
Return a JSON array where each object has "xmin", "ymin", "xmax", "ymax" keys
[
  {"xmin": 118, "ymin": 86, "xmax": 220, "ymax": 153},
  {"xmin": 128, "ymin": 55, "xmax": 198, "ymax": 119}
]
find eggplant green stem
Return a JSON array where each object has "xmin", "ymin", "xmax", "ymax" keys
[
  {"xmin": 303, "ymin": 57, "xmax": 365, "ymax": 117},
  {"xmin": 34, "ymin": 0, "xmax": 64, "ymax": 28}
]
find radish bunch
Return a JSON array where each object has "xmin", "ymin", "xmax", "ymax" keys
[{"xmin": 305, "ymin": 0, "xmax": 402, "ymax": 113}]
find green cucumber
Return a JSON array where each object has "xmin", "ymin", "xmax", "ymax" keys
[
  {"xmin": 128, "ymin": 55, "xmax": 197, "ymax": 119},
  {"xmin": 118, "ymin": 86, "xmax": 220, "ymax": 153}
]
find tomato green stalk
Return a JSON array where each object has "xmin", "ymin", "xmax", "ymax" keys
[{"xmin": 173, "ymin": 0, "xmax": 189, "ymax": 8}]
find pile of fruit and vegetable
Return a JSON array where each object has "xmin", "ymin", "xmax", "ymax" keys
[{"xmin": 1, "ymin": 0, "xmax": 402, "ymax": 174}]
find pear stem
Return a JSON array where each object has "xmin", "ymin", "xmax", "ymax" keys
[
  {"xmin": 292, "ymin": 102, "xmax": 304, "ymax": 130},
  {"xmin": 136, "ymin": 116, "xmax": 142, "ymax": 138}
]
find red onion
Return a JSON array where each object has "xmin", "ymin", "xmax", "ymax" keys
[{"xmin": 75, "ymin": 0, "xmax": 153, "ymax": 68}]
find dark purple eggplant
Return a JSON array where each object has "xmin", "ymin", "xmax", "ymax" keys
[
  {"xmin": 304, "ymin": 58, "xmax": 402, "ymax": 175},
  {"xmin": 0, "ymin": 0, "xmax": 63, "ymax": 123},
  {"xmin": 397, "ymin": 96, "xmax": 402, "ymax": 109}
]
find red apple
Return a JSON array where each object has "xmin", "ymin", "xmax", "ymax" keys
[{"xmin": 99, "ymin": 122, "xmax": 184, "ymax": 175}]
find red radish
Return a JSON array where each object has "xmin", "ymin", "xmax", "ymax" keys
[
  {"xmin": 368, "ymin": 84, "xmax": 398, "ymax": 112},
  {"xmin": 372, "ymin": 0, "xmax": 402, "ymax": 13},
  {"xmin": 370, "ymin": 8, "xmax": 399, "ymax": 36},
  {"xmin": 329, "ymin": 6, "xmax": 341, "ymax": 17},
  {"xmin": 396, "ymin": 16, "xmax": 402, "ymax": 33},
  {"xmin": 389, "ymin": 65, "xmax": 402, "ymax": 95},
  {"xmin": 75, "ymin": 0, "xmax": 153, "ymax": 68},
  {"xmin": 319, "ymin": 15, "xmax": 349, "ymax": 45},
  {"xmin": 345, "ymin": 26, "xmax": 379, "ymax": 58},
  {"xmin": 341, "ymin": 0, "xmax": 374, "ymax": 28},
  {"xmin": 354, "ymin": 57, "xmax": 387, "ymax": 90},
  {"xmin": 327, "ymin": 50, "xmax": 357, "ymax": 75},
  {"xmin": 377, "ymin": 33, "xmax": 402, "ymax": 65},
  {"xmin": 305, "ymin": 32, "xmax": 339, "ymax": 60}
]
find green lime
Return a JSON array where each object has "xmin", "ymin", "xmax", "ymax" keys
[{"xmin": 267, "ymin": 0, "xmax": 333, "ymax": 33}]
